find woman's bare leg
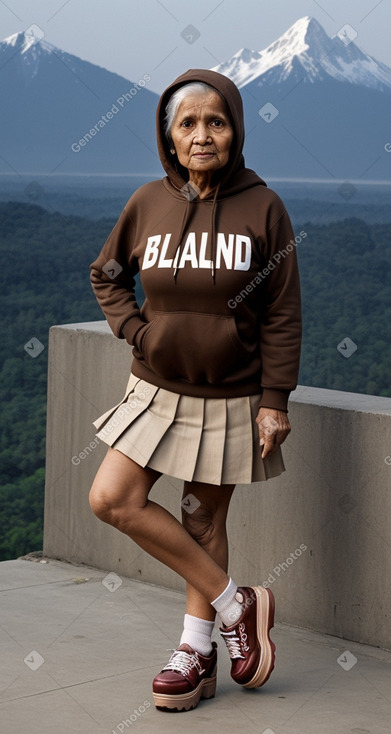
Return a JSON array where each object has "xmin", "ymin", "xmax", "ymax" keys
[
  {"xmin": 89, "ymin": 447, "xmax": 230, "ymax": 602},
  {"xmin": 181, "ymin": 481, "xmax": 235, "ymax": 621}
]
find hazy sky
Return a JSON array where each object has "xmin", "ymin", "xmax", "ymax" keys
[{"xmin": 1, "ymin": 0, "xmax": 390, "ymax": 92}]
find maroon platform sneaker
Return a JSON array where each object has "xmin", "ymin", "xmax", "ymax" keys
[
  {"xmin": 152, "ymin": 642, "xmax": 217, "ymax": 712},
  {"xmin": 220, "ymin": 586, "xmax": 275, "ymax": 688}
]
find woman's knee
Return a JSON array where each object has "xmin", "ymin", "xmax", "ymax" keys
[
  {"xmin": 88, "ymin": 483, "xmax": 116, "ymax": 523},
  {"xmin": 89, "ymin": 481, "xmax": 149, "ymax": 532},
  {"xmin": 88, "ymin": 449, "xmax": 158, "ymax": 528}
]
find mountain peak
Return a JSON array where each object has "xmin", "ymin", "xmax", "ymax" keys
[
  {"xmin": 213, "ymin": 16, "xmax": 391, "ymax": 92},
  {"xmin": 3, "ymin": 29, "xmax": 52, "ymax": 55},
  {"xmin": 287, "ymin": 15, "xmax": 324, "ymax": 35},
  {"xmin": 249, "ymin": 15, "xmax": 334, "ymax": 80},
  {"xmin": 271, "ymin": 15, "xmax": 328, "ymax": 53},
  {"xmin": 1, "ymin": 29, "xmax": 57, "ymax": 79},
  {"xmin": 212, "ymin": 16, "xmax": 331, "ymax": 87}
]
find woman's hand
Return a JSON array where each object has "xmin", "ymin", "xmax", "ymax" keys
[{"xmin": 256, "ymin": 407, "xmax": 291, "ymax": 459}]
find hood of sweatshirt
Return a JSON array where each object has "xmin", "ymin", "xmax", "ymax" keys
[
  {"xmin": 156, "ymin": 68, "xmax": 267, "ymax": 277},
  {"xmin": 156, "ymin": 68, "xmax": 266, "ymax": 196}
]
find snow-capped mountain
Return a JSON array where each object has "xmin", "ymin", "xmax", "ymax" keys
[
  {"xmin": 214, "ymin": 16, "xmax": 391, "ymax": 92},
  {"xmin": 3, "ymin": 29, "xmax": 91, "ymax": 81},
  {"xmin": 0, "ymin": 29, "xmax": 159, "ymax": 174},
  {"xmin": 4, "ymin": 28, "xmax": 46, "ymax": 55}
]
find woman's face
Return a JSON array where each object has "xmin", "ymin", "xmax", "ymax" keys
[{"xmin": 170, "ymin": 91, "xmax": 234, "ymax": 175}]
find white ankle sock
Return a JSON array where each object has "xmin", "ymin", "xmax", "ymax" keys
[
  {"xmin": 179, "ymin": 614, "xmax": 214, "ymax": 656},
  {"xmin": 212, "ymin": 577, "xmax": 243, "ymax": 627}
]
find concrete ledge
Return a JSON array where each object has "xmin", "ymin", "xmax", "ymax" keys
[{"xmin": 44, "ymin": 321, "xmax": 391, "ymax": 649}]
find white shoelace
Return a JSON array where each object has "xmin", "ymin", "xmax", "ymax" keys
[
  {"xmin": 220, "ymin": 631, "xmax": 245, "ymax": 660},
  {"xmin": 162, "ymin": 649, "xmax": 205, "ymax": 677}
]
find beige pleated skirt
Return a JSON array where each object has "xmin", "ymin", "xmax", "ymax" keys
[{"xmin": 93, "ymin": 373, "xmax": 285, "ymax": 486}]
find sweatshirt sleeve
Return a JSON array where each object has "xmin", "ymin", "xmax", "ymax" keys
[
  {"xmin": 258, "ymin": 203, "xmax": 302, "ymax": 412},
  {"xmin": 89, "ymin": 205, "xmax": 145, "ymax": 346}
]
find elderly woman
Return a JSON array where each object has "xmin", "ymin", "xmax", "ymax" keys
[{"xmin": 89, "ymin": 68, "xmax": 301, "ymax": 712}]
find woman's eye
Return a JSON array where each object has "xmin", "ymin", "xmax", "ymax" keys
[{"xmin": 179, "ymin": 119, "xmax": 224, "ymax": 129}]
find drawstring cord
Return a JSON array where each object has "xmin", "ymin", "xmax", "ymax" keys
[
  {"xmin": 210, "ymin": 183, "xmax": 220, "ymax": 283},
  {"xmin": 173, "ymin": 195, "xmax": 191, "ymax": 281},
  {"xmin": 173, "ymin": 181, "xmax": 221, "ymax": 284}
]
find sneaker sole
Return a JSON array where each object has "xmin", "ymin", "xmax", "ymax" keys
[
  {"xmin": 153, "ymin": 671, "xmax": 217, "ymax": 712},
  {"xmin": 242, "ymin": 586, "xmax": 275, "ymax": 688}
]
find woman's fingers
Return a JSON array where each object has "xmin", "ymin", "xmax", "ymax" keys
[{"xmin": 256, "ymin": 408, "xmax": 291, "ymax": 459}]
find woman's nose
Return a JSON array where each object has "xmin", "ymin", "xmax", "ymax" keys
[{"xmin": 193, "ymin": 125, "xmax": 211, "ymax": 144}]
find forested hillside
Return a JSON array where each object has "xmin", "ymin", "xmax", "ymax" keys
[
  {"xmin": 1, "ymin": 202, "xmax": 390, "ymax": 560},
  {"xmin": 0, "ymin": 203, "xmax": 107, "ymax": 560},
  {"xmin": 298, "ymin": 217, "xmax": 391, "ymax": 395}
]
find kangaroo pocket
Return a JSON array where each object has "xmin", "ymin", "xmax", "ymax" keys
[{"xmin": 138, "ymin": 311, "xmax": 252, "ymax": 385}]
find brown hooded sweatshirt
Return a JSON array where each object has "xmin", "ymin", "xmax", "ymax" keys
[{"xmin": 90, "ymin": 69, "xmax": 301, "ymax": 411}]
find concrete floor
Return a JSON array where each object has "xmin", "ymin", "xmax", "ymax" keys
[{"xmin": 1, "ymin": 557, "xmax": 391, "ymax": 734}]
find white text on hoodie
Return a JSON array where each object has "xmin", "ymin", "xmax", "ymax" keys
[{"xmin": 141, "ymin": 232, "xmax": 252, "ymax": 271}]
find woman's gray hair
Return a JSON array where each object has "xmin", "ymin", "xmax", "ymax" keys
[{"xmin": 164, "ymin": 82, "xmax": 224, "ymax": 144}]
